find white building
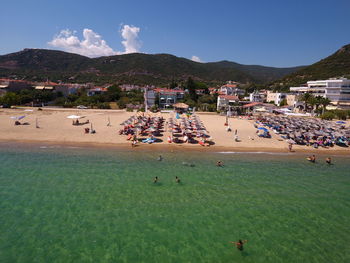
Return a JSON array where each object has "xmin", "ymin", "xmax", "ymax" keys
[
  {"xmin": 266, "ymin": 91, "xmax": 288, "ymax": 106},
  {"xmin": 219, "ymin": 82, "xmax": 244, "ymax": 96},
  {"xmin": 290, "ymin": 78, "xmax": 350, "ymax": 106},
  {"xmin": 249, "ymin": 90, "xmax": 266, "ymax": 102},
  {"xmin": 217, "ymin": 95, "xmax": 239, "ymax": 111}
]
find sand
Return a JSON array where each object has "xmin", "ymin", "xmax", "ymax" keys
[{"xmin": 0, "ymin": 107, "xmax": 349, "ymax": 154}]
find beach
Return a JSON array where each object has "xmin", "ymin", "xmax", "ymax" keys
[{"xmin": 0, "ymin": 108, "xmax": 349, "ymax": 154}]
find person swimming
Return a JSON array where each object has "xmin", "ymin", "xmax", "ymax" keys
[
  {"xmin": 216, "ymin": 160, "xmax": 224, "ymax": 167},
  {"xmin": 326, "ymin": 157, "xmax": 332, "ymax": 165},
  {"xmin": 158, "ymin": 155, "xmax": 163, "ymax": 161},
  {"xmin": 230, "ymin": 240, "xmax": 248, "ymax": 251},
  {"xmin": 175, "ymin": 176, "xmax": 181, "ymax": 183},
  {"xmin": 153, "ymin": 176, "xmax": 159, "ymax": 183},
  {"xmin": 307, "ymin": 155, "xmax": 316, "ymax": 163}
]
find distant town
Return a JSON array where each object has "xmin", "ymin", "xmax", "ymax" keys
[{"xmin": 1, "ymin": 77, "xmax": 349, "ymax": 120}]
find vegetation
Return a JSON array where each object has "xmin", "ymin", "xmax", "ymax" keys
[
  {"xmin": 272, "ymin": 44, "xmax": 350, "ymax": 90},
  {"xmin": 0, "ymin": 48, "xmax": 303, "ymax": 85}
]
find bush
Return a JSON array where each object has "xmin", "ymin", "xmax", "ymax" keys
[
  {"xmin": 320, "ymin": 111, "xmax": 336, "ymax": 120},
  {"xmin": 332, "ymin": 110, "xmax": 347, "ymax": 120}
]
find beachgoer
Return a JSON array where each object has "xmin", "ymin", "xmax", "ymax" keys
[
  {"xmin": 230, "ymin": 240, "xmax": 248, "ymax": 251},
  {"xmin": 307, "ymin": 155, "xmax": 316, "ymax": 163},
  {"xmin": 153, "ymin": 176, "xmax": 159, "ymax": 183},
  {"xmin": 216, "ymin": 160, "xmax": 224, "ymax": 167},
  {"xmin": 288, "ymin": 143, "xmax": 293, "ymax": 152},
  {"xmin": 175, "ymin": 176, "xmax": 181, "ymax": 183},
  {"xmin": 326, "ymin": 157, "xmax": 332, "ymax": 165},
  {"xmin": 158, "ymin": 155, "xmax": 163, "ymax": 161}
]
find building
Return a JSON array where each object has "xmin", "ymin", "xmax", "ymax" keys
[
  {"xmin": 266, "ymin": 91, "xmax": 288, "ymax": 106},
  {"xmin": 144, "ymin": 87, "xmax": 156, "ymax": 110},
  {"xmin": 87, "ymin": 86, "xmax": 108, "ymax": 96},
  {"xmin": 290, "ymin": 78, "xmax": 350, "ymax": 107},
  {"xmin": 0, "ymin": 78, "xmax": 33, "ymax": 93},
  {"xmin": 217, "ymin": 95, "xmax": 239, "ymax": 111},
  {"xmin": 154, "ymin": 88, "xmax": 185, "ymax": 109},
  {"xmin": 219, "ymin": 81, "xmax": 244, "ymax": 96},
  {"xmin": 249, "ymin": 90, "xmax": 266, "ymax": 102},
  {"xmin": 34, "ymin": 81, "xmax": 58, "ymax": 91}
]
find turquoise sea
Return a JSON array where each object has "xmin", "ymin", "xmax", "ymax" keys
[{"xmin": 0, "ymin": 143, "xmax": 349, "ymax": 263}]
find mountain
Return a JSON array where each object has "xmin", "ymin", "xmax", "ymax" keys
[
  {"xmin": 0, "ymin": 48, "xmax": 303, "ymax": 85},
  {"xmin": 273, "ymin": 44, "xmax": 350, "ymax": 89}
]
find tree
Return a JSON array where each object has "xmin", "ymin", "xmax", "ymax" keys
[
  {"xmin": 0, "ymin": 92, "xmax": 20, "ymax": 106},
  {"xmin": 106, "ymin": 85, "xmax": 122, "ymax": 101},
  {"xmin": 169, "ymin": 78, "xmax": 177, "ymax": 89},
  {"xmin": 319, "ymin": 97, "xmax": 331, "ymax": 114},
  {"xmin": 186, "ymin": 77, "xmax": 197, "ymax": 102},
  {"xmin": 299, "ymin": 92, "xmax": 313, "ymax": 112}
]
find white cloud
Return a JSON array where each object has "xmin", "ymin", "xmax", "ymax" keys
[
  {"xmin": 48, "ymin": 25, "xmax": 142, "ymax": 57},
  {"xmin": 191, "ymin": 55, "xmax": 202, "ymax": 62},
  {"xmin": 120, "ymin": 25, "xmax": 141, "ymax": 54}
]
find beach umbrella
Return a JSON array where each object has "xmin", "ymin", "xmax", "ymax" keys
[
  {"xmin": 336, "ymin": 121, "xmax": 346, "ymax": 124},
  {"xmin": 257, "ymin": 127, "xmax": 268, "ymax": 132},
  {"xmin": 10, "ymin": 115, "xmax": 26, "ymax": 120}
]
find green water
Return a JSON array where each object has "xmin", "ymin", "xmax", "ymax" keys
[{"xmin": 0, "ymin": 144, "xmax": 349, "ymax": 263}]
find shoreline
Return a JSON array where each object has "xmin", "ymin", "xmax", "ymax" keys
[{"xmin": 1, "ymin": 139, "xmax": 349, "ymax": 156}]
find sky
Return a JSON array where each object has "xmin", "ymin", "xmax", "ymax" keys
[{"xmin": 1, "ymin": 0, "xmax": 349, "ymax": 67}]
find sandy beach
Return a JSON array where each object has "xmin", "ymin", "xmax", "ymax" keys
[{"xmin": 0, "ymin": 107, "xmax": 349, "ymax": 154}]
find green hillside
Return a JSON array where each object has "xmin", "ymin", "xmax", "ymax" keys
[
  {"xmin": 273, "ymin": 44, "xmax": 350, "ymax": 89},
  {"xmin": 0, "ymin": 48, "xmax": 303, "ymax": 85}
]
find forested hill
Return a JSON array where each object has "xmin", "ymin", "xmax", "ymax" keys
[
  {"xmin": 272, "ymin": 44, "xmax": 350, "ymax": 90},
  {"xmin": 0, "ymin": 48, "xmax": 303, "ymax": 85}
]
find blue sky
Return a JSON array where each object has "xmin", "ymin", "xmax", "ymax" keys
[{"xmin": 1, "ymin": 0, "xmax": 349, "ymax": 67}]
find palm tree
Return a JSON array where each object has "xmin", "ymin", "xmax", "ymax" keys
[
  {"xmin": 319, "ymin": 97, "xmax": 331, "ymax": 114},
  {"xmin": 299, "ymin": 92, "xmax": 313, "ymax": 112}
]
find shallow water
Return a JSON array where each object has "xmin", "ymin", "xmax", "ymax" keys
[{"xmin": 0, "ymin": 143, "xmax": 349, "ymax": 262}]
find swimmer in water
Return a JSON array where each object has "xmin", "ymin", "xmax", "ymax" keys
[
  {"xmin": 307, "ymin": 155, "xmax": 316, "ymax": 163},
  {"xmin": 230, "ymin": 240, "xmax": 248, "ymax": 251},
  {"xmin": 326, "ymin": 157, "xmax": 332, "ymax": 165},
  {"xmin": 158, "ymin": 155, "xmax": 163, "ymax": 161},
  {"xmin": 216, "ymin": 160, "xmax": 224, "ymax": 167},
  {"xmin": 153, "ymin": 176, "xmax": 159, "ymax": 183},
  {"xmin": 175, "ymin": 176, "xmax": 181, "ymax": 183}
]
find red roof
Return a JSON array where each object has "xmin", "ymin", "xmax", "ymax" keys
[
  {"xmin": 219, "ymin": 95, "xmax": 239, "ymax": 100},
  {"xmin": 243, "ymin": 102, "xmax": 263, "ymax": 108},
  {"xmin": 154, "ymin": 88, "xmax": 184, "ymax": 93}
]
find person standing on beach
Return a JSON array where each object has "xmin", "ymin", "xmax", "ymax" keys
[
  {"xmin": 288, "ymin": 143, "xmax": 293, "ymax": 152},
  {"xmin": 230, "ymin": 240, "xmax": 248, "ymax": 251}
]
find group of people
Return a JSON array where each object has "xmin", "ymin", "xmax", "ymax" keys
[
  {"xmin": 307, "ymin": 155, "xmax": 332, "ymax": 164},
  {"xmin": 153, "ymin": 176, "xmax": 181, "ymax": 184}
]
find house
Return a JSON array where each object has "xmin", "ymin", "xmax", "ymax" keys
[
  {"xmin": 144, "ymin": 87, "xmax": 156, "ymax": 110},
  {"xmin": 217, "ymin": 95, "xmax": 239, "ymax": 111},
  {"xmin": 290, "ymin": 78, "xmax": 350, "ymax": 108},
  {"xmin": 266, "ymin": 91, "xmax": 288, "ymax": 106},
  {"xmin": 87, "ymin": 86, "xmax": 108, "ymax": 96},
  {"xmin": 0, "ymin": 78, "xmax": 33, "ymax": 93},
  {"xmin": 34, "ymin": 81, "xmax": 58, "ymax": 91},
  {"xmin": 249, "ymin": 90, "xmax": 266, "ymax": 102},
  {"xmin": 154, "ymin": 88, "xmax": 185, "ymax": 108},
  {"xmin": 219, "ymin": 81, "xmax": 244, "ymax": 96}
]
